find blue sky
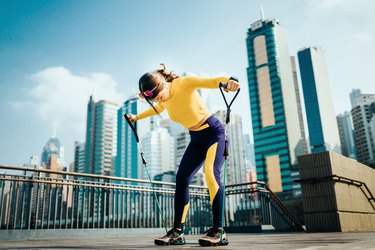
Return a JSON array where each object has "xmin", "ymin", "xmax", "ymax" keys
[{"xmin": 1, "ymin": 0, "xmax": 374, "ymax": 166}]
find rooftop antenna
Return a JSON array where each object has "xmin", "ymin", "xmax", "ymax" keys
[{"xmin": 260, "ymin": 5, "xmax": 265, "ymax": 20}]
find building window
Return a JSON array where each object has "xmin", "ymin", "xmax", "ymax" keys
[
  {"xmin": 253, "ymin": 35, "xmax": 268, "ymax": 67},
  {"xmin": 266, "ymin": 155, "xmax": 283, "ymax": 192},
  {"xmin": 257, "ymin": 66, "xmax": 275, "ymax": 127}
]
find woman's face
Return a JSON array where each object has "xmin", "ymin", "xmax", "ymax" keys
[{"xmin": 151, "ymin": 82, "xmax": 170, "ymax": 102}]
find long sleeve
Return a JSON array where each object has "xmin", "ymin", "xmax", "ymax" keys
[
  {"xmin": 136, "ymin": 103, "xmax": 165, "ymax": 120},
  {"xmin": 187, "ymin": 76, "xmax": 229, "ymax": 89}
]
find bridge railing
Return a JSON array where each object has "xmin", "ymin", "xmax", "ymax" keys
[{"xmin": 0, "ymin": 165, "xmax": 303, "ymax": 233}]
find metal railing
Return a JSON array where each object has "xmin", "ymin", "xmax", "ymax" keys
[
  {"xmin": 0, "ymin": 165, "xmax": 303, "ymax": 233},
  {"xmin": 296, "ymin": 174, "xmax": 375, "ymax": 211}
]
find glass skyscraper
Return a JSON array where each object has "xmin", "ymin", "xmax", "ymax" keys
[
  {"xmin": 74, "ymin": 141, "xmax": 85, "ymax": 173},
  {"xmin": 85, "ymin": 95, "xmax": 118, "ymax": 176},
  {"xmin": 41, "ymin": 137, "xmax": 64, "ymax": 166},
  {"xmin": 298, "ymin": 47, "xmax": 341, "ymax": 154},
  {"xmin": 336, "ymin": 112, "xmax": 356, "ymax": 159},
  {"xmin": 141, "ymin": 126, "xmax": 175, "ymax": 180},
  {"xmin": 350, "ymin": 90, "xmax": 375, "ymax": 167},
  {"xmin": 214, "ymin": 110, "xmax": 247, "ymax": 185},
  {"xmin": 246, "ymin": 18, "xmax": 307, "ymax": 193},
  {"xmin": 116, "ymin": 96, "xmax": 139, "ymax": 179}
]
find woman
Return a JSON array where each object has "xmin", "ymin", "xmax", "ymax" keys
[{"xmin": 127, "ymin": 64, "xmax": 239, "ymax": 246}]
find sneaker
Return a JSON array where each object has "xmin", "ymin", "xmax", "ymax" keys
[
  {"xmin": 198, "ymin": 227, "xmax": 229, "ymax": 246},
  {"xmin": 154, "ymin": 228, "xmax": 186, "ymax": 246}
]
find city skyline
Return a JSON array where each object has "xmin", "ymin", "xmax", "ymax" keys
[{"xmin": 1, "ymin": 0, "xmax": 375, "ymax": 166}]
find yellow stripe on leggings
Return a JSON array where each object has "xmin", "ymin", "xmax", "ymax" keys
[
  {"xmin": 181, "ymin": 203, "xmax": 190, "ymax": 223},
  {"xmin": 204, "ymin": 143, "xmax": 219, "ymax": 205}
]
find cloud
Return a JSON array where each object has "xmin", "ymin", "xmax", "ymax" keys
[{"xmin": 14, "ymin": 66, "xmax": 124, "ymax": 137}]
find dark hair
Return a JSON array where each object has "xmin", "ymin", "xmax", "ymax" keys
[{"xmin": 139, "ymin": 64, "xmax": 179, "ymax": 119}]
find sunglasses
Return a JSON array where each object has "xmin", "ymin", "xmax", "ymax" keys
[{"xmin": 142, "ymin": 85, "xmax": 158, "ymax": 98}]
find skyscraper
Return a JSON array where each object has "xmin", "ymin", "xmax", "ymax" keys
[
  {"xmin": 41, "ymin": 136, "xmax": 64, "ymax": 167},
  {"xmin": 141, "ymin": 126, "xmax": 175, "ymax": 180},
  {"xmin": 350, "ymin": 90, "xmax": 375, "ymax": 167},
  {"xmin": 243, "ymin": 134, "xmax": 255, "ymax": 171},
  {"xmin": 350, "ymin": 89, "xmax": 375, "ymax": 109},
  {"xmin": 291, "ymin": 56, "xmax": 309, "ymax": 154},
  {"xmin": 85, "ymin": 95, "xmax": 118, "ymax": 176},
  {"xmin": 246, "ymin": 17, "xmax": 307, "ymax": 193},
  {"xmin": 214, "ymin": 110, "xmax": 247, "ymax": 185},
  {"xmin": 350, "ymin": 89, "xmax": 362, "ymax": 108},
  {"xmin": 336, "ymin": 112, "xmax": 356, "ymax": 159},
  {"xmin": 298, "ymin": 47, "xmax": 341, "ymax": 153},
  {"xmin": 74, "ymin": 141, "xmax": 85, "ymax": 173},
  {"xmin": 116, "ymin": 96, "xmax": 139, "ymax": 179},
  {"xmin": 159, "ymin": 119, "xmax": 186, "ymax": 169}
]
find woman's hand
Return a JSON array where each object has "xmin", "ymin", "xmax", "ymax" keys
[
  {"xmin": 127, "ymin": 114, "xmax": 137, "ymax": 123},
  {"xmin": 226, "ymin": 79, "xmax": 240, "ymax": 92}
]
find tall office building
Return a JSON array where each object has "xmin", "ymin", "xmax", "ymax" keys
[
  {"xmin": 116, "ymin": 96, "xmax": 155, "ymax": 179},
  {"xmin": 336, "ymin": 112, "xmax": 356, "ymax": 159},
  {"xmin": 350, "ymin": 89, "xmax": 375, "ymax": 109},
  {"xmin": 85, "ymin": 96, "xmax": 118, "ymax": 176},
  {"xmin": 244, "ymin": 134, "xmax": 255, "ymax": 171},
  {"xmin": 41, "ymin": 136, "xmax": 64, "ymax": 167},
  {"xmin": 74, "ymin": 141, "xmax": 85, "ymax": 173},
  {"xmin": 246, "ymin": 17, "xmax": 307, "ymax": 193},
  {"xmin": 291, "ymin": 56, "xmax": 309, "ymax": 154},
  {"xmin": 141, "ymin": 126, "xmax": 175, "ymax": 180},
  {"xmin": 159, "ymin": 119, "xmax": 186, "ymax": 169},
  {"xmin": 214, "ymin": 110, "xmax": 247, "ymax": 185},
  {"xmin": 160, "ymin": 119, "xmax": 205, "ymax": 185},
  {"xmin": 116, "ymin": 96, "xmax": 139, "ymax": 179},
  {"xmin": 350, "ymin": 89, "xmax": 362, "ymax": 108},
  {"xmin": 350, "ymin": 90, "xmax": 375, "ymax": 167},
  {"xmin": 298, "ymin": 47, "xmax": 341, "ymax": 153}
]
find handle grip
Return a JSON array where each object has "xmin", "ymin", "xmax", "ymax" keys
[
  {"xmin": 123, "ymin": 114, "xmax": 139, "ymax": 143},
  {"xmin": 219, "ymin": 82, "xmax": 228, "ymax": 88},
  {"xmin": 219, "ymin": 81, "xmax": 241, "ymax": 91}
]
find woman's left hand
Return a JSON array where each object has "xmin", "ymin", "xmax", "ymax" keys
[{"xmin": 226, "ymin": 79, "xmax": 240, "ymax": 92}]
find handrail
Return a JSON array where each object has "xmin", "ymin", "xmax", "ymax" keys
[
  {"xmin": 262, "ymin": 183, "xmax": 305, "ymax": 231},
  {"xmin": 0, "ymin": 165, "xmax": 206, "ymax": 190},
  {"xmin": 225, "ymin": 181, "xmax": 305, "ymax": 231},
  {"xmin": 295, "ymin": 174, "xmax": 375, "ymax": 211},
  {"xmin": 0, "ymin": 176, "xmax": 209, "ymax": 196},
  {"xmin": 1, "ymin": 166, "xmax": 305, "ymax": 232}
]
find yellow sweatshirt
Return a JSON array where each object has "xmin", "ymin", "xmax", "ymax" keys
[{"xmin": 136, "ymin": 76, "xmax": 229, "ymax": 129}]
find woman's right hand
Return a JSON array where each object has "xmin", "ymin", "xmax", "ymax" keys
[{"xmin": 127, "ymin": 114, "xmax": 137, "ymax": 123}]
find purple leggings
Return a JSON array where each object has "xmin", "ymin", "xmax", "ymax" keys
[{"xmin": 174, "ymin": 115, "xmax": 225, "ymax": 229}]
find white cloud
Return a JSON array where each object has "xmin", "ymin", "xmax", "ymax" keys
[{"xmin": 14, "ymin": 66, "xmax": 124, "ymax": 138}]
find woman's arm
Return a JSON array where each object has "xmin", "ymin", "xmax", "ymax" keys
[
  {"xmin": 127, "ymin": 103, "xmax": 165, "ymax": 122},
  {"xmin": 187, "ymin": 76, "xmax": 230, "ymax": 89},
  {"xmin": 187, "ymin": 76, "xmax": 239, "ymax": 91}
]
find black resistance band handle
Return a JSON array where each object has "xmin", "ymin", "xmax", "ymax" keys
[
  {"xmin": 123, "ymin": 114, "xmax": 139, "ymax": 143},
  {"xmin": 219, "ymin": 82, "xmax": 228, "ymax": 88},
  {"xmin": 219, "ymin": 81, "xmax": 241, "ymax": 124}
]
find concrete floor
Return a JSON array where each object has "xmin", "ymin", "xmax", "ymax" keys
[{"xmin": 1, "ymin": 232, "xmax": 375, "ymax": 250}]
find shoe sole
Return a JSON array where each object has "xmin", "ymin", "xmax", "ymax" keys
[
  {"xmin": 154, "ymin": 238, "xmax": 186, "ymax": 246},
  {"xmin": 198, "ymin": 239, "xmax": 229, "ymax": 247}
]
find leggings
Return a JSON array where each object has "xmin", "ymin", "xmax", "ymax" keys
[{"xmin": 174, "ymin": 115, "xmax": 225, "ymax": 229}]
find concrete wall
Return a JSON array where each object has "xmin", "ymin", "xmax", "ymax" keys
[{"xmin": 298, "ymin": 151, "xmax": 375, "ymax": 232}]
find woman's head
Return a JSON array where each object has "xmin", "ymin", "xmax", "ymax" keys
[
  {"xmin": 138, "ymin": 64, "xmax": 179, "ymax": 118},
  {"xmin": 138, "ymin": 72, "xmax": 164, "ymax": 99},
  {"xmin": 139, "ymin": 64, "xmax": 179, "ymax": 101}
]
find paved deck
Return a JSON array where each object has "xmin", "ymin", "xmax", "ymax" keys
[{"xmin": 1, "ymin": 232, "xmax": 375, "ymax": 250}]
